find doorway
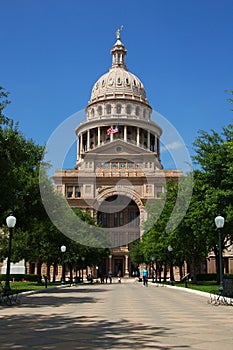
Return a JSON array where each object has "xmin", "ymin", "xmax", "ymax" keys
[{"xmin": 113, "ymin": 258, "xmax": 124, "ymax": 277}]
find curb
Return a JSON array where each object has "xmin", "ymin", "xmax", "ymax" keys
[{"xmin": 150, "ymin": 282, "xmax": 210, "ymax": 298}]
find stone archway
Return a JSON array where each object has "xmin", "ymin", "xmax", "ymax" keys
[
  {"xmin": 95, "ymin": 186, "xmax": 146, "ymax": 228},
  {"xmin": 95, "ymin": 188, "xmax": 145, "ymax": 276}
]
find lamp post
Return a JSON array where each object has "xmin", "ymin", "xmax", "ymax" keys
[
  {"xmin": 215, "ymin": 215, "xmax": 225, "ymax": 292},
  {"xmin": 151, "ymin": 256, "xmax": 155, "ymax": 282},
  {"xmin": 81, "ymin": 256, "xmax": 85, "ymax": 283},
  {"xmin": 168, "ymin": 245, "xmax": 174, "ymax": 286},
  {"xmin": 3, "ymin": 215, "xmax": 16, "ymax": 295},
  {"xmin": 60, "ymin": 245, "xmax": 66, "ymax": 285}
]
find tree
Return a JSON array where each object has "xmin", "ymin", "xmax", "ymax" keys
[
  {"xmin": 191, "ymin": 122, "xmax": 233, "ymax": 281},
  {"xmin": 0, "ymin": 86, "xmax": 44, "ymax": 227}
]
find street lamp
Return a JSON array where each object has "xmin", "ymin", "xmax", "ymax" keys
[
  {"xmin": 168, "ymin": 245, "xmax": 174, "ymax": 286},
  {"xmin": 3, "ymin": 215, "xmax": 16, "ymax": 295},
  {"xmin": 60, "ymin": 245, "xmax": 66, "ymax": 285},
  {"xmin": 215, "ymin": 215, "xmax": 225, "ymax": 292},
  {"xmin": 81, "ymin": 256, "xmax": 85, "ymax": 283},
  {"xmin": 151, "ymin": 257, "xmax": 155, "ymax": 282}
]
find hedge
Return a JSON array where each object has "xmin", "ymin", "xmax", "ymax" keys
[
  {"xmin": 0, "ymin": 274, "xmax": 38, "ymax": 282},
  {"xmin": 196, "ymin": 273, "xmax": 217, "ymax": 281}
]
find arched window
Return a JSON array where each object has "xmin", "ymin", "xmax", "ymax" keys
[
  {"xmin": 91, "ymin": 108, "xmax": 94, "ymax": 117},
  {"xmin": 97, "ymin": 105, "xmax": 103, "ymax": 116},
  {"xmin": 116, "ymin": 104, "xmax": 122, "ymax": 114},
  {"xmin": 135, "ymin": 106, "xmax": 140, "ymax": 116},
  {"xmin": 143, "ymin": 108, "xmax": 147, "ymax": 118},
  {"xmin": 106, "ymin": 104, "xmax": 112, "ymax": 114},
  {"xmin": 126, "ymin": 104, "xmax": 131, "ymax": 115},
  {"xmin": 125, "ymin": 78, "xmax": 130, "ymax": 85},
  {"xmin": 117, "ymin": 77, "xmax": 122, "ymax": 85}
]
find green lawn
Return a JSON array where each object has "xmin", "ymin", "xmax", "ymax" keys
[
  {"xmin": 1, "ymin": 281, "xmax": 61, "ymax": 294},
  {"xmin": 173, "ymin": 281, "xmax": 219, "ymax": 293}
]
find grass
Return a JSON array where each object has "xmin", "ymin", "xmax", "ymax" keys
[
  {"xmin": 173, "ymin": 281, "xmax": 219, "ymax": 293},
  {"xmin": 1, "ymin": 281, "xmax": 61, "ymax": 294},
  {"xmin": 1, "ymin": 280, "xmax": 220, "ymax": 295}
]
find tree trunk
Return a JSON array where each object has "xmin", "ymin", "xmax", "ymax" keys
[
  {"xmin": 179, "ymin": 264, "xmax": 183, "ymax": 281},
  {"xmin": 37, "ymin": 261, "xmax": 42, "ymax": 284},
  {"xmin": 192, "ymin": 255, "xmax": 197, "ymax": 284},
  {"xmin": 163, "ymin": 261, "xmax": 167, "ymax": 282},
  {"xmin": 46, "ymin": 264, "xmax": 50, "ymax": 280},
  {"xmin": 53, "ymin": 262, "xmax": 57, "ymax": 283},
  {"xmin": 69, "ymin": 263, "xmax": 73, "ymax": 284}
]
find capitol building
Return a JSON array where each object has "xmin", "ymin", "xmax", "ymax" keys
[{"xmin": 53, "ymin": 29, "xmax": 182, "ymax": 277}]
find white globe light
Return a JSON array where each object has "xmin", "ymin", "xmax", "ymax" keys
[
  {"xmin": 61, "ymin": 245, "xmax": 66, "ymax": 253},
  {"xmin": 6, "ymin": 215, "xmax": 16, "ymax": 228},
  {"xmin": 215, "ymin": 216, "xmax": 225, "ymax": 229}
]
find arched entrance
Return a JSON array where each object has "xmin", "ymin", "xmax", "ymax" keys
[{"xmin": 97, "ymin": 194, "xmax": 140, "ymax": 276}]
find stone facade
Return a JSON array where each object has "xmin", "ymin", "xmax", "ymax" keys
[{"xmin": 53, "ymin": 30, "xmax": 182, "ymax": 277}]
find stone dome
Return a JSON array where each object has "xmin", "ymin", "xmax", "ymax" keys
[
  {"xmin": 88, "ymin": 29, "xmax": 150, "ymax": 106},
  {"xmin": 90, "ymin": 67, "xmax": 147, "ymax": 103}
]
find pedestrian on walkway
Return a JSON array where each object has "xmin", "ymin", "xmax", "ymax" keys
[
  {"xmin": 141, "ymin": 266, "xmax": 148, "ymax": 287},
  {"xmin": 117, "ymin": 271, "xmax": 121, "ymax": 283},
  {"xmin": 109, "ymin": 272, "xmax": 113, "ymax": 284}
]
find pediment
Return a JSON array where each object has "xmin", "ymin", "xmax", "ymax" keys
[{"xmin": 86, "ymin": 139, "xmax": 153, "ymax": 156}]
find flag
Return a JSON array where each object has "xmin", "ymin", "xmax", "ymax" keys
[{"xmin": 107, "ymin": 126, "xmax": 118, "ymax": 135}]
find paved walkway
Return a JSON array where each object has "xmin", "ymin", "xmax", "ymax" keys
[{"xmin": 1, "ymin": 281, "xmax": 233, "ymax": 349}]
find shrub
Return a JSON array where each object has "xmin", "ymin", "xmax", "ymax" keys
[
  {"xmin": 0, "ymin": 274, "xmax": 39, "ymax": 282},
  {"xmin": 196, "ymin": 273, "xmax": 217, "ymax": 281}
]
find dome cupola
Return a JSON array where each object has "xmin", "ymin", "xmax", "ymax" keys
[
  {"xmin": 88, "ymin": 27, "xmax": 150, "ymax": 108},
  {"xmin": 110, "ymin": 26, "xmax": 127, "ymax": 69}
]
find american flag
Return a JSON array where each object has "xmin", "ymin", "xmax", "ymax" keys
[{"xmin": 107, "ymin": 126, "xmax": 119, "ymax": 135}]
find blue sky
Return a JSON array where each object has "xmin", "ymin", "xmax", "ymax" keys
[{"xmin": 1, "ymin": 0, "xmax": 233, "ymax": 170}]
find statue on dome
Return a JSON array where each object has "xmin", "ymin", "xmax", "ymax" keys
[{"xmin": 116, "ymin": 25, "xmax": 123, "ymax": 40}]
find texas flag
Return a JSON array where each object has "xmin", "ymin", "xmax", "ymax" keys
[{"xmin": 107, "ymin": 126, "xmax": 119, "ymax": 135}]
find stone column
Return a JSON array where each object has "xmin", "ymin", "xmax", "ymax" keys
[
  {"xmin": 98, "ymin": 127, "xmax": 101, "ymax": 146},
  {"xmin": 137, "ymin": 127, "xmax": 140, "ymax": 147},
  {"xmin": 147, "ymin": 131, "xmax": 150, "ymax": 150},
  {"xmin": 80, "ymin": 133, "xmax": 83, "ymax": 153},
  {"xmin": 124, "ymin": 125, "xmax": 127, "ymax": 142},
  {"xmin": 125, "ymin": 255, "xmax": 129, "ymax": 276},
  {"xmin": 157, "ymin": 137, "xmax": 160, "ymax": 159},
  {"xmin": 77, "ymin": 136, "xmax": 80, "ymax": 160},
  {"xmin": 110, "ymin": 126, "xmax": 113, "ymax": 142},
  {"xmin": 87, "ymin": 130, "xmax": 90, "ymax": 151}
]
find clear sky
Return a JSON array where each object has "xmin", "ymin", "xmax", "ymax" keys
[{"xmin": 1, "ymin": 0, "xmax": 233, "ymax": 170}]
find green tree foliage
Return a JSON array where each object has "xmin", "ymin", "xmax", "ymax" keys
[
  {"xmin": 0, "ymin": 86, "xmax": 44, "ymax": 226},
  {"xmin": 140, "ymin": 91, "xmax": 233, "ymax": 282},
  {"xmin": 128, "ymin": 239, "xmax": 144, "ymax": 267},
  {"xmin": 141, "ymin": 180, "xmax": 182, "ymax": 281}
]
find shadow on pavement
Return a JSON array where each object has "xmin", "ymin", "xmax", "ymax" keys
[
  {"xmin": 0, "ymin": 313, "xmax": 190, "ymax": 349},
  {"xmin": 18, "ymin": 287, "xmax": 108, "ymax": 308}
]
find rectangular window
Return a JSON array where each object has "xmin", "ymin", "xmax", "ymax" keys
[
  {"xmin": 103, "ymin": 213, "xmax": 108, "ymax": 227},
  {"xmin": 156, "ymin": 186, "xmax": 163, "ymax": 198},
  {"xmin": 119, "ymin": 212, "xmax": 124, "ymax": 226},
  {"xmin": 129, "ymin": 211, "xmax": 135, "ymax": 227},
  {"xmin": 75, "ymin": 186, "xmax": 81, "ymax": 198},
  {"xmin": 66, "ymin": 186, "xmax": 73, "ymax": 198},
  {"xmin": 114, "ymin": 213, "xmax": 118, "ymax": 226}
]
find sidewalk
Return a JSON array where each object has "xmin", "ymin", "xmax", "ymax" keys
[{"xmin": 0, "ymin": 282, "xmax": 233, "ymax": 349}]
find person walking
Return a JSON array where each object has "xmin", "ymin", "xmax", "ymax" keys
[{"xmin": 141, "ymin": 266, "xmax": 148, "ymax": 287}]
